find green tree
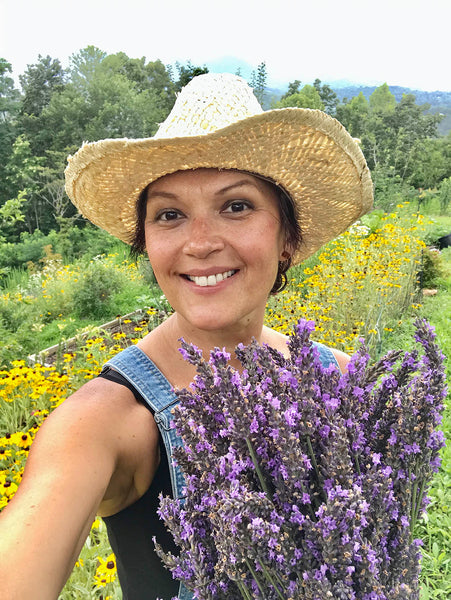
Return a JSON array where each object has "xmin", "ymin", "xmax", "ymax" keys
[
  {"xmin": 363, "ymin": 84, "xmax": 396, "ymax": 170},
  {"xmin": 369, "ymin": 83, "xmax": 396, "ymax": 114},
  {"xmin": 438, "ymin": 176, "xmax": 451, "ymax": 213},
  {"xmin": 4, "ymin": 48, "xmax": 180, "ymax": 238},
  {"xmin": 274, "ymin": 84, "xmax": 324, "ymax": 110},
  {"xmin": 409, "ymin": 133, "xmax": 451, "ymax": 189},
  {"xmin": 281, "ymin": 80, "xmax": 301, "ymax": 100},
  {"xmin": 174, "ymin": 61, "xmax": 208, "ymax": 92},
  {"xmin": 0, "ymin": 191, "xmax": 27, "ymax": 242},
  {"xmin": 19, "ymin": 55, "xmax": 66, "ymax": 117},
  {"xmin": 0, "ymin": 59, "xmax": 21, "ymax": 203},
  {"xmin": 0, "ymin": 58, "xmax": 20, "ymax": 119},
  {"xmin": 2, "ymin": 135, "xmax": 45, "ymax": 236},
  {"xmin": 18, "ymin": 55, "xmax": 67, "ymax": 155},
  {"xmin": 335, "ymin": 85, "xmax": 444, "ymax": 201},
  {"xmin": 313, "ymin": 79, "xmax": 338, "ymax": 115},
  {"xmin": 101, "ymin": 53, "xmax": 175, "ymax": 113},
  {"xmin": 69, "ymin": 46, "xmax": 107, "ymax": 91},
  {"xmin": 250, "ymin": 62, "xmax": 267, "ymax": 106},
  {"xmin": 38, "ymin": 48, "xmax": 173, "ymax": 152},
  {"xmin": 335, "ymin": 92, "xmax": 369, "ymax": 138},
  {"xmin": 388, "ymin": 94, "xmax": 442, "ymax": 182}
]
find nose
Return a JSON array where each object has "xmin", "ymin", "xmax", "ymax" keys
[{"xmin": 182, "ymin": 217, "xmax": 225, "ymax": 258}]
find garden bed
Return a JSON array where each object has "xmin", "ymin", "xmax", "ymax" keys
[{"xmin": 27, "ymin": 309, "xmax": 154, "ymax": 366}]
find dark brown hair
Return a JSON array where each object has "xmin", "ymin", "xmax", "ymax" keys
[{"xmin": 130, "ymin": 171, "xmax": 301, "ymax": 294}]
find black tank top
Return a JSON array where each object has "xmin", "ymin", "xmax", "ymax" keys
[{"xmin": 98, "ymin": 367, "xmax": 179, "ymax": 600}]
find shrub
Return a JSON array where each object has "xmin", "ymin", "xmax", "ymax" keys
[
  {"xmin": 419, "ymin": 247, "xmax": 448, "ymax": 289},
  {"xmin": 72, "ymin": 261, "xmax": 124, "ymax": 320}
]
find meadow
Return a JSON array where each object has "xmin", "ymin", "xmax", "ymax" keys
[{"xmin": 0, "ymin": 200, "xmax": 449, "ymax": 599}]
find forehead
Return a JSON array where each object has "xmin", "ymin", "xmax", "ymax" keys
[{"xmin": 147, "ymin": 168, "xmax": 278, "ymax": 196}]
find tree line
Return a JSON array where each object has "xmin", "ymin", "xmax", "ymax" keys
[{"xmin": 0, "ymin": 50, "xmax": 450, "ymax": 251}]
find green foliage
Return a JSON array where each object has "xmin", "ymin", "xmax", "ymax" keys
[
  {"xmin": 335, "ymin": 85, "xmax": 445, "ymax": 193},
  {"xmin": 369, "ymin": 83, "xmax": 396, "ymax": 113},
  {"xmin": 281, "ymin": 80, "xmax": 301, "ymax": 100},
  {"xmin": 19, "ymin": 55, "xmax": 66, "ymax": 117},
  {"xmin": 274, "ymin": 84, "xmax": 324, "ymax": 110},
  {"xmin": 71, "ymin": 261, "xmax": 123, "ymax": 319},
  {"xmin": 2, "ymin": 134, "xmax": 48, "ymax": 235},
  {"xmin": 412, "ymin": 135, "xmax": 451, "ymax": 190},
  {"xmin": 438, "ymin": 177, "xmax": 451, "ymax": 213},
  {"xmin": 371, "ymin": 165, "xmax": 416, "ymax": 211},
  {"xmin": 174, "ymin": 61, "xmax": 208, "ymax": 92},
  {"xmin": 0, "ymin": 191, "xmax": 27, "ymax": 240},
  {"xmin": 419, "ymin": 248, "xmax": 448, "ymax": 289},
  {"xmin": 0, "ymin": 225, "xmax": 120, "ymax": 276},
  {"xmin": 69, "ymin": 46, "xmax": 107, "ymax": 89},
  {"xmin": 313, "ymin": 79, "xmax": 338, "ymax": 115},
  {"xmin": 250, "ymin": 62, "xmax": 267, "ymax": 105},
  {"xmin": 0, "ymin": 59, "xmax": 21, "ymax": 200},
  {"xmin": 417, "ymin": 217, "xmax": 451, "ymax": 247},
  {"xmin": 0, "ymin": 243, "xmax": 164, "ymax": 365},
  {"xmin": 336, "ymin": 92, "xmax": 369, "ymax": 137}
]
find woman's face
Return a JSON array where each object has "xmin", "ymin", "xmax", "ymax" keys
[{"xmin": 144, "ymin": 169, "xmax": 287, "ymax": 335}]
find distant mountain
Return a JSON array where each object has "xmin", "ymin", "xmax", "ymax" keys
[
  {"xmin": 323, "ymin": 86, "xmax": 451, "ymax": 136},
  {"xmin": 203, "ymin": 58, "xmax": 451, "ymax": 135},
  {"xmin": 332, "ymin": 85, "xmax": 451, "ymax": 108}
]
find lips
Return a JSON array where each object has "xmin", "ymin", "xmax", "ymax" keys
[{"xmin": 184, "ymin": 269, "xmax": 237, "ymax": 287}]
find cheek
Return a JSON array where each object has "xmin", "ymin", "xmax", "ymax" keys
[
  {"xmin": 145, "ymin": 241, "xmax": 168, "ymax": 279},
  {"xmin": 145, "ymin": 226, "xmax": 167, "ymax": 259}
]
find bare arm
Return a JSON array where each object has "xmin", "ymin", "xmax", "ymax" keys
[
  {"xmin": 0, "ymin": 377, "xmax": 159, "ymax": 600},
  {"xmin": 332, "ymin": 347, "xmax": 351, "ymax": 373}
]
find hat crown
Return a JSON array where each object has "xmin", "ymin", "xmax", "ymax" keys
[{"xmin": 154, "ymin": 73, "xmax": 263, "ymax": 140}]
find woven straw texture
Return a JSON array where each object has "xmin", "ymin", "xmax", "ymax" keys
[{"xmin": 65, "ymin": 73, "xmax": 373, "ymax": 263}]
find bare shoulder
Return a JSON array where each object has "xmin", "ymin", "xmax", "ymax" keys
[
  {"xmin": 41, "ymin": 376, "xmax": 158, "ymax": 457},
  {"xmin": 21, "ymin": 376, "xmax": 159, "ymax": 515},
  {"xmin": 261, "ymin": 325, "xmax": 290, "ymax": 358},
  {"xmin": 262, "ymin": 325, "xmax": 350, "ymax": 373}
]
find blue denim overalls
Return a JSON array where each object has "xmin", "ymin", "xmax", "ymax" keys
[{"xmin": 105, "ymin": 341, "xmax": 338, "ymax": 600}]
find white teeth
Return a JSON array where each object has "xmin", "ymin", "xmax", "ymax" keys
[{"xmin": 187, "ymin": 270, "xmax": 235, "ymax": 287}]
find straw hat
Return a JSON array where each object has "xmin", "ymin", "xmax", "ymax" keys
[{"xmin": 65, "ymin": 73, "xmax": 373, "ymax": 263}]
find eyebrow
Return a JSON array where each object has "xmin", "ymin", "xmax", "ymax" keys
[
  {"xmin": 146, "ymin": 178, "xmax": 261, "ymax": 201},
  {"xmin": 214, "ymin": 179, "xmax": 261, "ymax": 194},
  {"xmin": 146, "ymin": 190, "xmax": 178, "ymax": 201}
]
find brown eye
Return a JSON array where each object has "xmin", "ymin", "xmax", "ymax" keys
[
  {"xmin": 157, "ymin": 210, "xmax": 181, "ymax": 221},
  {"xmin": 223, "ymin": 201, "xmax": 252, "ymax": 213}
]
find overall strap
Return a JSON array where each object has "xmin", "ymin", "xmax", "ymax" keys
[
  {"xmin": 104, "ymin": 346, "xmax": 186, "ymax": 501},
  {"xmin": 312, "ymin": 341, "xmax": 340, "ymax": 369}
]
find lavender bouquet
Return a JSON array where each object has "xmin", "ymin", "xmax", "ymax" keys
[{"xmin": 155, "ymin": 319, "xmax": 447, "ymax": 600}]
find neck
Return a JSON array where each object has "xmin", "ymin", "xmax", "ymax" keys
[
  {"xmin": 166, "ymin": 312, "xmax": 265, "ymax": 368},
  {"xmin": 139, "ymin": 311, "xmax": 289, "ymax": 390}
]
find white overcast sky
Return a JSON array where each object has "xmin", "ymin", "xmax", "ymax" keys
[{"xmin": 1, "ymin": 0, "xmax": 450, "ymax": 91}]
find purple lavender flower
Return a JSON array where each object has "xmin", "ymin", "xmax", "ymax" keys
[{"xmin": 156, "ymin": 319, "xmax": 446, "ymax": 600}]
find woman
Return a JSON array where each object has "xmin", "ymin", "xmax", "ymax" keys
[{"xmin": 0, "ymin": 73, "xmax": 373, "ymax": 600}]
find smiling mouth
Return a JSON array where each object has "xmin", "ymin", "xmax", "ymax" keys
[{"xmin": 183, "ymin": 270, "xmax": 237, "ymax": 287}]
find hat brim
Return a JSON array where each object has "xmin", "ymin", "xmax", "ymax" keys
[{"xmin": 65, "ymin": 108, "xmax": 373, "ymax": 264}]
